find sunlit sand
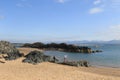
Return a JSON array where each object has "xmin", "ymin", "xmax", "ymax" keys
[{"xmin": 0, "ymin": 48, "xmax": 120, "ymax": 80}]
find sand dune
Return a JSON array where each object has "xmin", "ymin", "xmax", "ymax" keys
[{"xmin": 0, "ymin": 48, "xmax": 120, "ymax": 80}]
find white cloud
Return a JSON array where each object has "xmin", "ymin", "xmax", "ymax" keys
[
  {"xmin": 88, "ymin": 0, "xmax": 120, "ymax": 14},
  {"xmin": 55, "ymin": 0, "xmax": 70, "ymax": 3},
  {"xmin": 93, "ymin": 0, "xmax": 102, "ymax": 5},
  {"xmin": 88, "ymin": 0, "xmax": 104, "ymax": 14},
  {"xmin": 57, "ymin": 0, "xmax": 65, "ymax": 3},
  {"xmin": 89, "ymin": 7, "xmax": 103, "ymax": 14}
]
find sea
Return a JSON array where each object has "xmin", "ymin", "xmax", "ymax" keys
[{"xmin": 44, "ymin": 44, "xmax": 120, "ymax": 68}]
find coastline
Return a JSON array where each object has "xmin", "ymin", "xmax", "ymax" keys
[
  {"xmin": 18, "ymin": 47, "xmax": 120, "ymax": 68},
  {"xmin": 0, "ymin": 47, "xmax": 120, "ymax": 80},
  {"xmin": 18, "ymin": 48, "xmax": 120, "ymax": 72},
  {"xmin": 91, "ymin": 64, "xmax": 120, "ymax": 69}
]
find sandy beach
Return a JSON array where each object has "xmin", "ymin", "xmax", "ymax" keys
[{"xmin": 0, "ymin": 48, "xmax": 120, "ymax": 80}]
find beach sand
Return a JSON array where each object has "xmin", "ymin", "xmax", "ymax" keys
[{"xmin": 0, "ymin": 48, "xmax": 120, "ymax": 80}]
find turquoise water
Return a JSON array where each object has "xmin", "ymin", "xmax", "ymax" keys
[{"xmin": 44, "ymin": 44, "xmax": 120, "ymax": 68}]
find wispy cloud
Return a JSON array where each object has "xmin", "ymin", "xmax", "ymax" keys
[
  {"xmin": 110, "ymin": 0, "xmax": 120, "ymax": 8},
  {"xmin": 93, "ymin": 0, "xmax": 102, "ymax": 5},
  {"xmin": 96, "ymin": 25, "xmax": 120, "ymax": 40},
  {"xmin": 55, "ymin": 0, "xmax": 70, "ymax": 3},
  {"xmin": 57, "ymin": 0, "xmax": 65, "ymax": 3},
  {"xmin": 109, "ymin": 25, "xmax": 120, "ymax": 34},
  {"xmin": 88, "ymin": 0, "xmax": 104, "ymax": 14},
  {"xmin": 16, "ymin": 0, "xmax": 32, "ymax": 8},
  {"xmin": 89, "ymin": 7, "xmax": 103, "ymax": 14},
  {"xmin": 16, "ymin": 3, "xmax": 32, "ymax": 8},
  {"xmin": 21, "ymin": 0, "xmax": 27, "ymax": 1},
  {"xmin": 98, "ymin": 0, "xmax": 120, "ymax": 10},
  {"xmin": 16, "ymin": 3, "xmax": 24, "ymax": 7}
]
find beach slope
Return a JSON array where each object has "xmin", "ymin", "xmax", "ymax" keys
[{"xmin": 0, "ymin": 48, "xmax": 119, "ymax": 80}]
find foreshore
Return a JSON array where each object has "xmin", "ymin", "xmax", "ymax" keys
[{"xmin": 0, "ymin": 48, "xmax": 120, "ymax": 80}]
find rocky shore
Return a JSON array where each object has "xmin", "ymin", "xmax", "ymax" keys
[
  {"xmin": 0, "ymin": 41, "xmax": 89, "ymax": 67},
  {"xmin": 22, "ymin": 42, "xmax": 102, "ymax": 53},
  {"xmin": 0, "ymin": 54, "xmax": 120, "ymax": 80},
  {"xmin": 0, "ymin": 41, "xmax": 23, "ymax": 60},
  {"xmin": 0, "ymin": 41, "xmax": 120, "ymax": 80}
]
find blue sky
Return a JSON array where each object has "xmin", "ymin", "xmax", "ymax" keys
[{"xmin": 0, "ymin": 0, "xmax": 120, "ymax": 42}]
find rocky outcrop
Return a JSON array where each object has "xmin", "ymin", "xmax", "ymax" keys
[
  {"xmin": 22, "ymin": 42, "xmax": 101, "ymax": 53},
  {"xmin": 0, "ymin": 41, "xmax": 23, "ymax": 60},
  {"xmin": 60, "ymin": 60, "xmax": 90, "ymax": 67},
  {"xmin": 22, "ymin": 50, "xmax": 52, "ymax": 64}
]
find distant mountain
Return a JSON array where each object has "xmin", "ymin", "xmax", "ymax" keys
[
  {"xmin": 107, "ymin": 40, "xmax": 120, "ymax": 44},
  {"xmin": 66, "ymin": 40, "xmax": 120, "ymax": 44},
  {"xmin": 11, "ymin": 40, "xmax": 120, "ymax": 47},
  {"xmin": 66, "ymin": 40, "xmax": 90, "ymax": 44}
]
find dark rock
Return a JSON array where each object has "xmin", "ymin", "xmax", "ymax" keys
[
  {"xmin": 22, "ymin": 43, "xmax": 32, "ymax": 48},
  {"xmin": 78, "ymin": 60, "xmax": 89, "ymax": 67},
  {"xmin": 0, "ymin": 41, "xmax": 23, "ymax": 60},
  {"xmin": 92, "ymin": 51, "xmax": 95, "ymax": 53},
  {"xmin": 51, "ymin": 56, "xmax": 59, "ymax": 63},
  {"xmin": 95, "ymin": 50, "xmax": 102, "ymax": 52},
  {"xmin": 60, "ymin": 60, "xmax": 90, "ymax": 67},
  {"xmin": 22, "ymin": 42, "xmax": 98, "ymax": 53},
  {"xmin": 42, "ymin": 55, "xmax": 51, "ymax": 62},
  {"xmin": 31, "ymin": 42, "xmax": 45, "ymax": 49},
  {"xmin": 78, "ymin": 47, "xmax": 92, "ymax": 53},
  {"xmin": 22, "ymin": 50, "xmax": 52, "ymax": 64}
]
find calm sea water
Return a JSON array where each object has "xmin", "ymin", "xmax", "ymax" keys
[{"xmin": 44, "ymin": 44, "xmax": 120, "ymax": 68}]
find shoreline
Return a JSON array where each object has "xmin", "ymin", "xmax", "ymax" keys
[
  {"xmin": 0, "ymin": 47, "xmax": 120, "ymax": 80},
  {"xmin": 18, "ymin": 47, "xmax": 120, "ymax": 69},
  {"xmin": 91, "ymin": 64, "xmax": 120, "ymax": 69}
]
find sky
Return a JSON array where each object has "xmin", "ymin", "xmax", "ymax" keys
[{"xmin": 0, "ymin": 0, "xmax": 120, "ymax": 42}]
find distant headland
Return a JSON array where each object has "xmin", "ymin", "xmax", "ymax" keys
[{"xmin": 22, "ymin": 42, "xmax": 102, "ymax": 53}]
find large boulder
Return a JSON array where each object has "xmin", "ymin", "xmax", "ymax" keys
[
  {"xmin": 0, "ymin": 41, "xmax": 23, "ymax": 60},
  {"xmin": 22, "ymin": 50, "xmax": 52, "ymax": 64}
]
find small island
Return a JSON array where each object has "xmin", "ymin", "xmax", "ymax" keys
[{"xmin": 22, "ymin": 42, "xmax": 102, "ymax": 53}]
